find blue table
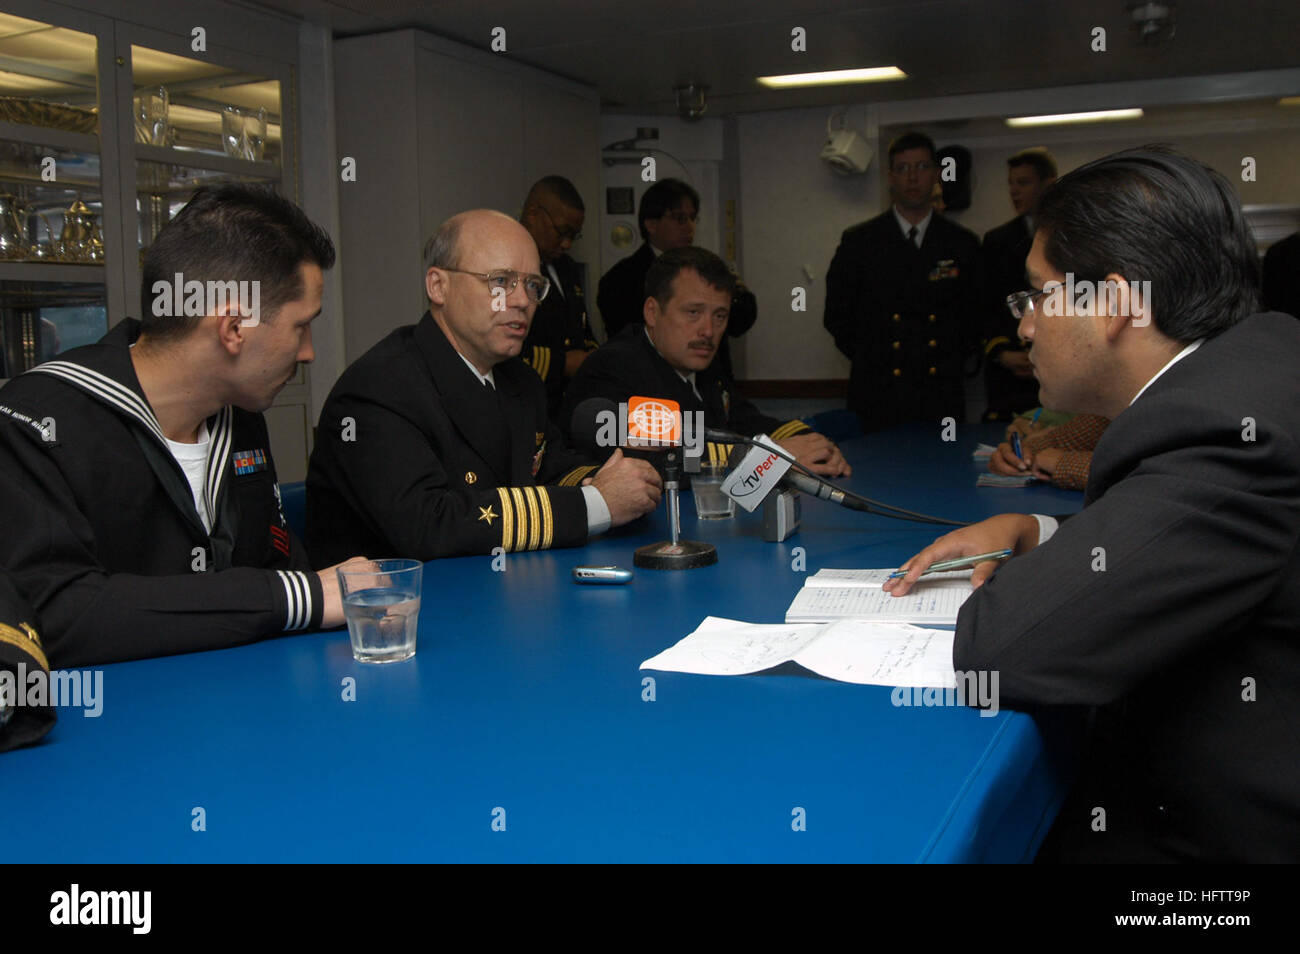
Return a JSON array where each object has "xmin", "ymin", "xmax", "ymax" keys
[{"xmin": 2, "ymin": 424, "xmax": 1084, "ymax": 862}]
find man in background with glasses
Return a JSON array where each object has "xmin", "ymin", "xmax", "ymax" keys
[
  {"xmin": 518, "ymin": 176, "xmax": 598, "ymax": 421},
  {"xmin": 824, "ymin": 131, "xmax": 982, "ymax": 433},
  {"xmin": 307, "ymin": 209, "xmax": 662, "ymax": 564}
]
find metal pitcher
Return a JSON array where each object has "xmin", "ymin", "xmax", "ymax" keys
[
  {"xmin": 0, "ymin": 193, "xmax": 29, "ymax": 260},
  {"xmin": 59, "ymin": 198, "xmax": 98, "ymax": 262}
]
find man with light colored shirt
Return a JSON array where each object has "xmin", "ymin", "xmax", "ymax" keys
[
  {"xmin": 306, "ymin": 209, "xmax": 661, "ymax": 564},
  {"xmin": 886, "ymin": 147, "xmax": 1300, "ymax": 862}
]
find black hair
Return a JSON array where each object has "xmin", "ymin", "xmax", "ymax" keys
[
  {"xmin": 140, "ymin": 185, "xmax": 334, "ymax": 340},
  {"xmin": 887, "ymin": 132, "xmax": 936, "ymax": 167},
  {"xmin": 637, "ymin": 178, "xmax": 700, "ymax": 241},
  {"xmin": 1036, "ymin": 145, "xmax": 1260, "ymax": 342},
  {"xmin": 526, "ymin": 175, "xmax": 585, "ymax": 213},
  {"xmin": 1007, "ymin": 148, "xmax": 1058, "ymax": 181},
  {"xmin": 645, "ymin": 246, "xmax": 736, "ymax": 305}
]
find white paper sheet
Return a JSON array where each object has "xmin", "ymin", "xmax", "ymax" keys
[
  {"xmin": 793, "ymin": 620, "xmax": 957, "ymax": 687},
  {"xmin": 639, "ymin": 616, "xmax": 956, "ymax": 688},
  {"xmin": 638, "ymin": 616, "xmax": 825, "ymax": 675}
]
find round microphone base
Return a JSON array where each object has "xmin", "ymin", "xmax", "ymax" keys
[{"xmin": 633, "ymin": 539, "xmax": 718, "ymax": 570}]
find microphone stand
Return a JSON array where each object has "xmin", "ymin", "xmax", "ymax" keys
[{"xmin": 634, "ymin": 447, "xmax": 718, "ymax": 570}]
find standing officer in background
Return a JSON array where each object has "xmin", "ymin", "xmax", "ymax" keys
[
  {"xmin": 597, "ymin": 178, "xmax": 757, "ymax": 380},
  {"xmin": 982, "ymin": 148, "xmax": 1057, "ymax": 420},
  {"xmin": 518, "ymin": 175, "xmax": 598, "ymax": 420},
  {"xmin": 824, "ymin": 132, "xmax": 982, "ymax": 432}
]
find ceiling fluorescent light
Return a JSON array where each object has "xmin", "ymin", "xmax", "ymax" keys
[
  {"xmin": 757, "ymin": 67, "xmax": 906, "ymax": 89},
  {"xmin": 1006, "ymin": 108, "xmax": 1144, "ymax": 127}
]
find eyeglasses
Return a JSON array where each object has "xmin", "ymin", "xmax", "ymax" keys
[
  {"xmin": 891, "ymin": 160, "xmax": 934, "ymax": 174},
  {"xmin": 439, "ymin": 267, "xmax": 551, "ymax": 303},
  {"xmin": 1006, "ymin": 287, "xmax": 1050, "ymax": 320},
  {"xmin": 538, "ymin": 205, "xmax": 582, "ymax": 243}
]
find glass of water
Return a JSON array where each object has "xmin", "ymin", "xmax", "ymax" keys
[
  {"xmin": 337, "ymin": 559, "xmax": 422, "ymax": 663},
  {"xmin": 692, "ymin": 461, "xmax": 736, "ymax": 519}
]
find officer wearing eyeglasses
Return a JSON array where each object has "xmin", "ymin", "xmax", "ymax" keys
[
  {"xmin": 518, "ymin": 176, "xmax": 598, "ymax": 420},
  {"xmin": 306, "ymin": 209, "xmax": 662, "ymax": 563},
  {"xmin": 824, "ymin": 131, "xmax": 982, "ymax": 433}
]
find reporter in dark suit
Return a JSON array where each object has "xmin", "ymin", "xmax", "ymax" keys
[{"xmin": 887, "ymin": 147, "xmax": 1300, "ymax": 862}]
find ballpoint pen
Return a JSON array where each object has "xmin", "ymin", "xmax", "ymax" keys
[{"xmin": 887, "ymin": 548, "xmax": 1014, "ymax": 579}]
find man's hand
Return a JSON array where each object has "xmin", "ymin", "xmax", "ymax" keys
[
  {"xmin": 881, "ymin": 514, "xmax": 1041, "ymax": 597},
  {"xmin": 989, "ymin": 441, "xmax": 1031, "ymax": 475},
  {"xmin": 317, "ymin": 555, "xmax": 372, "ymax": 628},
  {"xmin": 778, "ymin": 432, "xmax": 852, "ymax": 478},
  {"xmin": 585, "ymin": 448, "xmax": 662, "ymax": 527},
  {"xmin": 1028, "ymin": 447, "xmax": 1062, "ymax": 481}
]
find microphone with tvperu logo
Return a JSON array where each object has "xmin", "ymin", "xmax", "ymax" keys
[{"xmin": 622, "ymin": 395, "xmax": 717, "ymax": 570}]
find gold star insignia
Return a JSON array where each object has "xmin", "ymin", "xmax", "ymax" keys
[
  {"xmin": 464, "ymin": 471, "xmax": 477, "ymax": 484},
  {"xmin": 478, "ymin": 505, "xmax": 498, "ymax": 525}
]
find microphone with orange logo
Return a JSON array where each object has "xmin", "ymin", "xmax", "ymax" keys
[{"xmin": 568, "ymin": 396, "xmax": 717, "ymax": 569}]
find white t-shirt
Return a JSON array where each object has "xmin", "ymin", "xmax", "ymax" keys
[{"xmin": 164, "ymin": 420, "xmax": 212, "ymax": 534}]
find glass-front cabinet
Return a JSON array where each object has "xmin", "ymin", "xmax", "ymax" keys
[
  {"xmin": 0, "ymin": 5, "xmax": 294, "ymax": 376},
  {"xmin": 0, "ymin": 10, "xmax": 106, "ymax": 376}
]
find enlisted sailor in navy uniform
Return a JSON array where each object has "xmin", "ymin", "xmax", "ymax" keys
[
  {"xmin": 0, "ymin": 186, "xmax": 364, "ymax": 667},
  {"xmin": 824, "ymin": 132, "xmax": 982, "ymax": 432},
  {"xmin": 307, "ymin": 210, "xmax": 662, "ymax": 565}
]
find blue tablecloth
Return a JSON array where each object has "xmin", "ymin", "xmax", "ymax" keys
[{"xmin": 1, "ymin": 423, "xmax": 1085, "ymax": 862}]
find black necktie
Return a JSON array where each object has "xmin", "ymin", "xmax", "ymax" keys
[{"xmin": 907, "ymin": 225, "xmax": 919, "ymax": 249}]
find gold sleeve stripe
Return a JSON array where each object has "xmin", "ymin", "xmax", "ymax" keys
[
  {"xmin": 706, "ymin": 441, "xmax": 734, "ymax": 466},
  {"xmin": 538, "ymin": 487, "xmax": 554, "ymax": 549},
  {"xmin": 558, "ymin": 465, "xmax": 596, "ymax": 487},
  {"xmin": 510, "ymin": 487, "xmax": 529, "ymax": 552},
  {"xmin": 496, "ymin": 487, "xmax": 515, "ymax": 552},
  {"xmin": 522, "ymin": 486, "xmax": 542, "ymax": 551},
  {"xmin": 984, "ymin": 335, "xmax": 1011, "ymax": 354},
  {"xmin": 539, "ymin": 347, "xmax": 551, "ymax": 380},
  {"xmin": 770, "ymin": 420, "xmax": 810, "ymax": 440},
  {"xmin": 0, "ymin": 622, "xmax": 48, "ymax": 672}
]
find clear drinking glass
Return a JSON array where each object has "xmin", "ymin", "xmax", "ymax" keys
[
  {"xmin": 692, "ymin": 462, "xmax": 736, "ymax": 519},
  {"xmin": 337, "ymin": 559, "xmax": 423, "ymax": 663}
]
